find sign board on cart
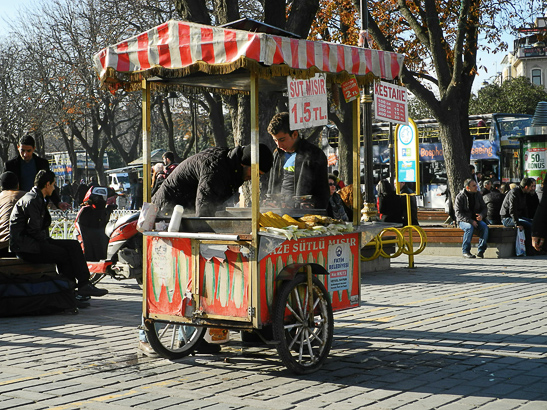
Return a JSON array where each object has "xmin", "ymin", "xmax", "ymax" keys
[
  {"xmin": 374, "ymin": 81, "xmax": 408, "ymax": 125},
  {"xmin": 287, "ymin": 73, "xmax": 328, "ymax": 130}
]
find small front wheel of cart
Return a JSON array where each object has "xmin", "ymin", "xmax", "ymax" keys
[
  {"xmin": 273, "ymin": 274, "xmax": 333, "ymax": 374},
  {"xmin": 145, "ymin": 320, "xmax": 206, "ymax": 359}
]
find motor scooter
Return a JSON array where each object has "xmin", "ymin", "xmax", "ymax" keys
[{"xmin": 74, "ymin": 186, "xmax": 143, "ymax": 287}]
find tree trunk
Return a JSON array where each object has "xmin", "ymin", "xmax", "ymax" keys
[
  {"xmin": 213, "ymin": 0, "xmax": 239, "ymax": 23},
  {"xmin": 438, "ymin": 111, "xmax": 471, "ymax": 203},
  {"xmin": 174, "ymin": 0, "xmax": 211, "ymax": 25},
  {"xmin": 203, "ymin": 93, "xmax": 227, "ymax": 147},
  {"xmin": 286, "ymin": 0, "xmax": 320, "ymax": 38}
]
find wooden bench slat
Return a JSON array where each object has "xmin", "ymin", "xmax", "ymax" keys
[{"xmin": 0, "ymin": 258, "xmax": 57, "ymax": 276}]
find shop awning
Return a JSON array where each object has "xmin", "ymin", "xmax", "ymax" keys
[{"xmin": 93, "ymin": 20, "xmax": 405, "ymax": 94}]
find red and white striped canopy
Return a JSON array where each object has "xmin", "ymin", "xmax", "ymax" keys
[{"xmin": 94, "ymin": 20, "xmax": 404, "ymax": 93}]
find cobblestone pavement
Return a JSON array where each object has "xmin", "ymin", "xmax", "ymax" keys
[{"xmin": 1, "ymin": 254, "xmax": 546, "ymax": 409}]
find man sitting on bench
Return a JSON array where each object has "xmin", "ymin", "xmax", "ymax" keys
[
  {"xmin": 0, "ymin": 172, "xmax": 25, "ymax": 257},
  {"xmin": 9, "ymin": 170, "xmax": 108, "ymax": 298}
]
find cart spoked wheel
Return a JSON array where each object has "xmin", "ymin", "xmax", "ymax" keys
[
  {"xmin": 273, "ymin": 274, "xmax": 333, "ymax": 374},
  {"xmin": 145, "ymin": 320, "xmax": 206, "ymax": 359}
]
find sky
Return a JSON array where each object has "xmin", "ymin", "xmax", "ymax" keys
[{"xmin": 0, "ymin": 0, "xmax": 516, "ymax": 94}]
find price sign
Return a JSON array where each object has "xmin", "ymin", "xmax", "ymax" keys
[
  {"xmin": 374, "ymin": 81, "xmax": 408, "ymax": 125},
  {"xmin": 287, "ymin": 74, "xmax": 328, "ymax": 130},
  {"xmin": 341, "ymin": 75, "xmax": 360, "ymax": 103}
]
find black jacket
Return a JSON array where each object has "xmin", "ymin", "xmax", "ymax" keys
[
  {"xmin": 399, "ymin": 185, "xmax": 419, "ymax": 226},
  {"xmin": 532, "ymin": 193, "xmax": 547, "ymax": 238},
  {"xmin": 152, "ymin": 147, "xmax": 245, "ymax": 217},
  {"xmin": 378, "ymin": 192, "xmax": 403, "ymax": 223},
  {"xmin": 9, "ymin": 187, "xmax": 51, "ymax": 254},
  {"xmin": 500, "ymin": 187, "xmax": 528, "ymax": 223},
  {"xmin": 267, "ymin": 138, "xmax": 330, "ymax": 209},
  {"xmin": 454, "ymin": 188, "xmax": 487, "ymax": 224},
  {"xmin": 527, "ymin": 192, "xmax": 539, "ymax": 219},
  {"xmin": 5, "ymin": 154, "xmax": 62, "ymax": 206},
  {"xmin": 483, "ymin": 189, "xmax": 504, "ymax": 224}
]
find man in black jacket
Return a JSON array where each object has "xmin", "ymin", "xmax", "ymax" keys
[
  {"xmin": 532, "ymin": 192, "xmax": 547, "ymax": 251},
  {"xmin": 501, "ymin": 178, "xmax": 535, "ymax": 255},
  {"xmin": 4, "ymin": 134, "xmax": 69, "ymax": 210},
  {"xmin": 454, "ymin": 178, "xmax": 488, "ymax": 258},
  {"xmin": 10, "ymin": 170, "xmax": 107, "ymax": 298},
  {"xmin": 483, "ymin": 181, "xmax": 503, "ymax": 225},
  {"xmin": 267, "ymin": 112, "xmax": 330, "ymax": 209},
  {"xmin": 153, "ymin": 144, "xmax": 273, "ymax": 217}
]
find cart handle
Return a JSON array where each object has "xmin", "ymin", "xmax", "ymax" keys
[{"xmin": 143, "ymin": 231, "xmax": 251, "ymax": 241}]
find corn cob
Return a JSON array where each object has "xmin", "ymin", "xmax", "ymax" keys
[
  {"xmin": 282, "ymin": 214, "xmax": 307, "ymax": 229},
  {"xmin": 260, "ymin": 212, "xmax": 289, "ymax": 228},
  {"xmin": 265, "ymin": 211, "xmax": 289, "ymax": 228}
]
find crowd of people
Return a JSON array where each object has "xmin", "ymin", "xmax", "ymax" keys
[
  {"xmin": 451, "ymin": 165, "xmax": 541, "ymax": 258},
  {"xmin": 0, "ymin": 136, "xmax": 109, "ymax": 312}
]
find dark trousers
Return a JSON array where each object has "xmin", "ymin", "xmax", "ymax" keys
[
  {"xmin": 17, "ymin": 238, "xmax": 90, "ymax": 287},
  {"xmin": 0, "ymin": 246, "xmax": 14, "ymax": 257}
]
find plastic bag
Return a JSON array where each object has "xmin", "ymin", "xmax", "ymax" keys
[
  {"xmin": 137, "ymin": 202, "xmax": 158, "ymax": 232},
  {"xmin": 515, "ymin": 228, "xmax": 526, "ymax": 256}
]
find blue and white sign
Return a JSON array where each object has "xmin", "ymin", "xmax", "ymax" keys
[
  {"xmin": 327, "ymin": 242, "xmax": 350, "ymax": 292},
  {"xmin": 395, "ymin": 119, "xmax": 419, "ymax": 184}
]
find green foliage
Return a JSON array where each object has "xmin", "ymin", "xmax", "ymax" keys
[
  {"xmin": 470, "ymin": 77, "xmax": 547, "ymax": 115},
  {"xmin": 408, "ymin": 96, "xmax": 434, "ymax": 120}
]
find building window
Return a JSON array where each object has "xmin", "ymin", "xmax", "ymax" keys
[{"xmin": 532, "ymin": 69, "xmax": 542, "ymax": 86}]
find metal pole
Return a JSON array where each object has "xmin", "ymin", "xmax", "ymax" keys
[{"xmin": 360, "ymin": 0, "xmax": 378, "ymax": 221}]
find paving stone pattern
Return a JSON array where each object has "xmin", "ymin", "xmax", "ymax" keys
[{"xmin": 0, "ymin": 254, "xmax": 546, "ymax": 409}]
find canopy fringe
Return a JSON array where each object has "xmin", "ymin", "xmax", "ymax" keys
[{"xmin": 98, "ymin": 57, "xmax": 381, "ymax": 95}]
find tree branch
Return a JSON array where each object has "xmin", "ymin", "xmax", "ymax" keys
[{"xmin": 423, "ymin": 0, "xmax": 452, "ymax": 91}]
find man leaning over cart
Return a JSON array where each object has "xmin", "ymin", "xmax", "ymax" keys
[
  {"xmin": 138, "ymin": 144, "xmax": 274, "ymax": 357},
  {"xmin": 153, "ymin": 144, "xmax": 273, "ymax": 217},
  {"xmin": 266, "ymin": 112, "xmax": 330, "ymax": 209}
]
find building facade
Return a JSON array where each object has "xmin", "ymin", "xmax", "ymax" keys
[{"xmin": 500, "ymin": 16, "xmax": 547, "ymax": 88}]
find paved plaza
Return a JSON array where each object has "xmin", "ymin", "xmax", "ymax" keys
[{"xmin": 0, "ymin": 254, "xmax": 546, "ymax": 409}]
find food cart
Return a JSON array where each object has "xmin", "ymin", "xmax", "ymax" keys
[{"xmin": 94, "ymin": 20, "xmax": 404, "ymax": 374}]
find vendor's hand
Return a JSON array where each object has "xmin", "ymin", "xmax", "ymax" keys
[
  {"xmin": 476, "ymin": 214, "xmax": 482, "ymax": 222},
  {"xmin": 532, "ymin": 236, "xmax": 544, "ymax": 251},
  {"xmin": 517, "ymin": 225, "xmax": 524, "ymax": 231},
  {"xmin": 57, "ymin": 202, "xmax": 71, "ymax": 211}
]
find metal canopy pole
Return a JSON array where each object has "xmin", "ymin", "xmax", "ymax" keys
[
  {"xmin": 250, "ymin": 72, "xmax": 260, "ymax": 328},
  {"xmin": 141, "ymin": 79, "xmax": 151, "ymax": 318},
  {"xmin": 142, "ymin": 80, "xmax": 152, "ymax": 203},
  {"xmin": 352, "ymin": 98, "xmax": 362, "ymax": 226}
]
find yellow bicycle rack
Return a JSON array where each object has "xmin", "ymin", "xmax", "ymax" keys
[{"xmin": 361, "ymin": 225, "xmax": 427, "ymax": 268}]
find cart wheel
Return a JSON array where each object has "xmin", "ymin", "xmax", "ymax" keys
[
  {"xmin": 273, "ymin": 274, "xmax": 333, "ymax": 374},
  {"xmin": 89, "ymin": 273, "xmax": 106, "ymax": 286},
  {"xmin": 145, "ymin": 320, "xmax": 206, "ymax": 359}
]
